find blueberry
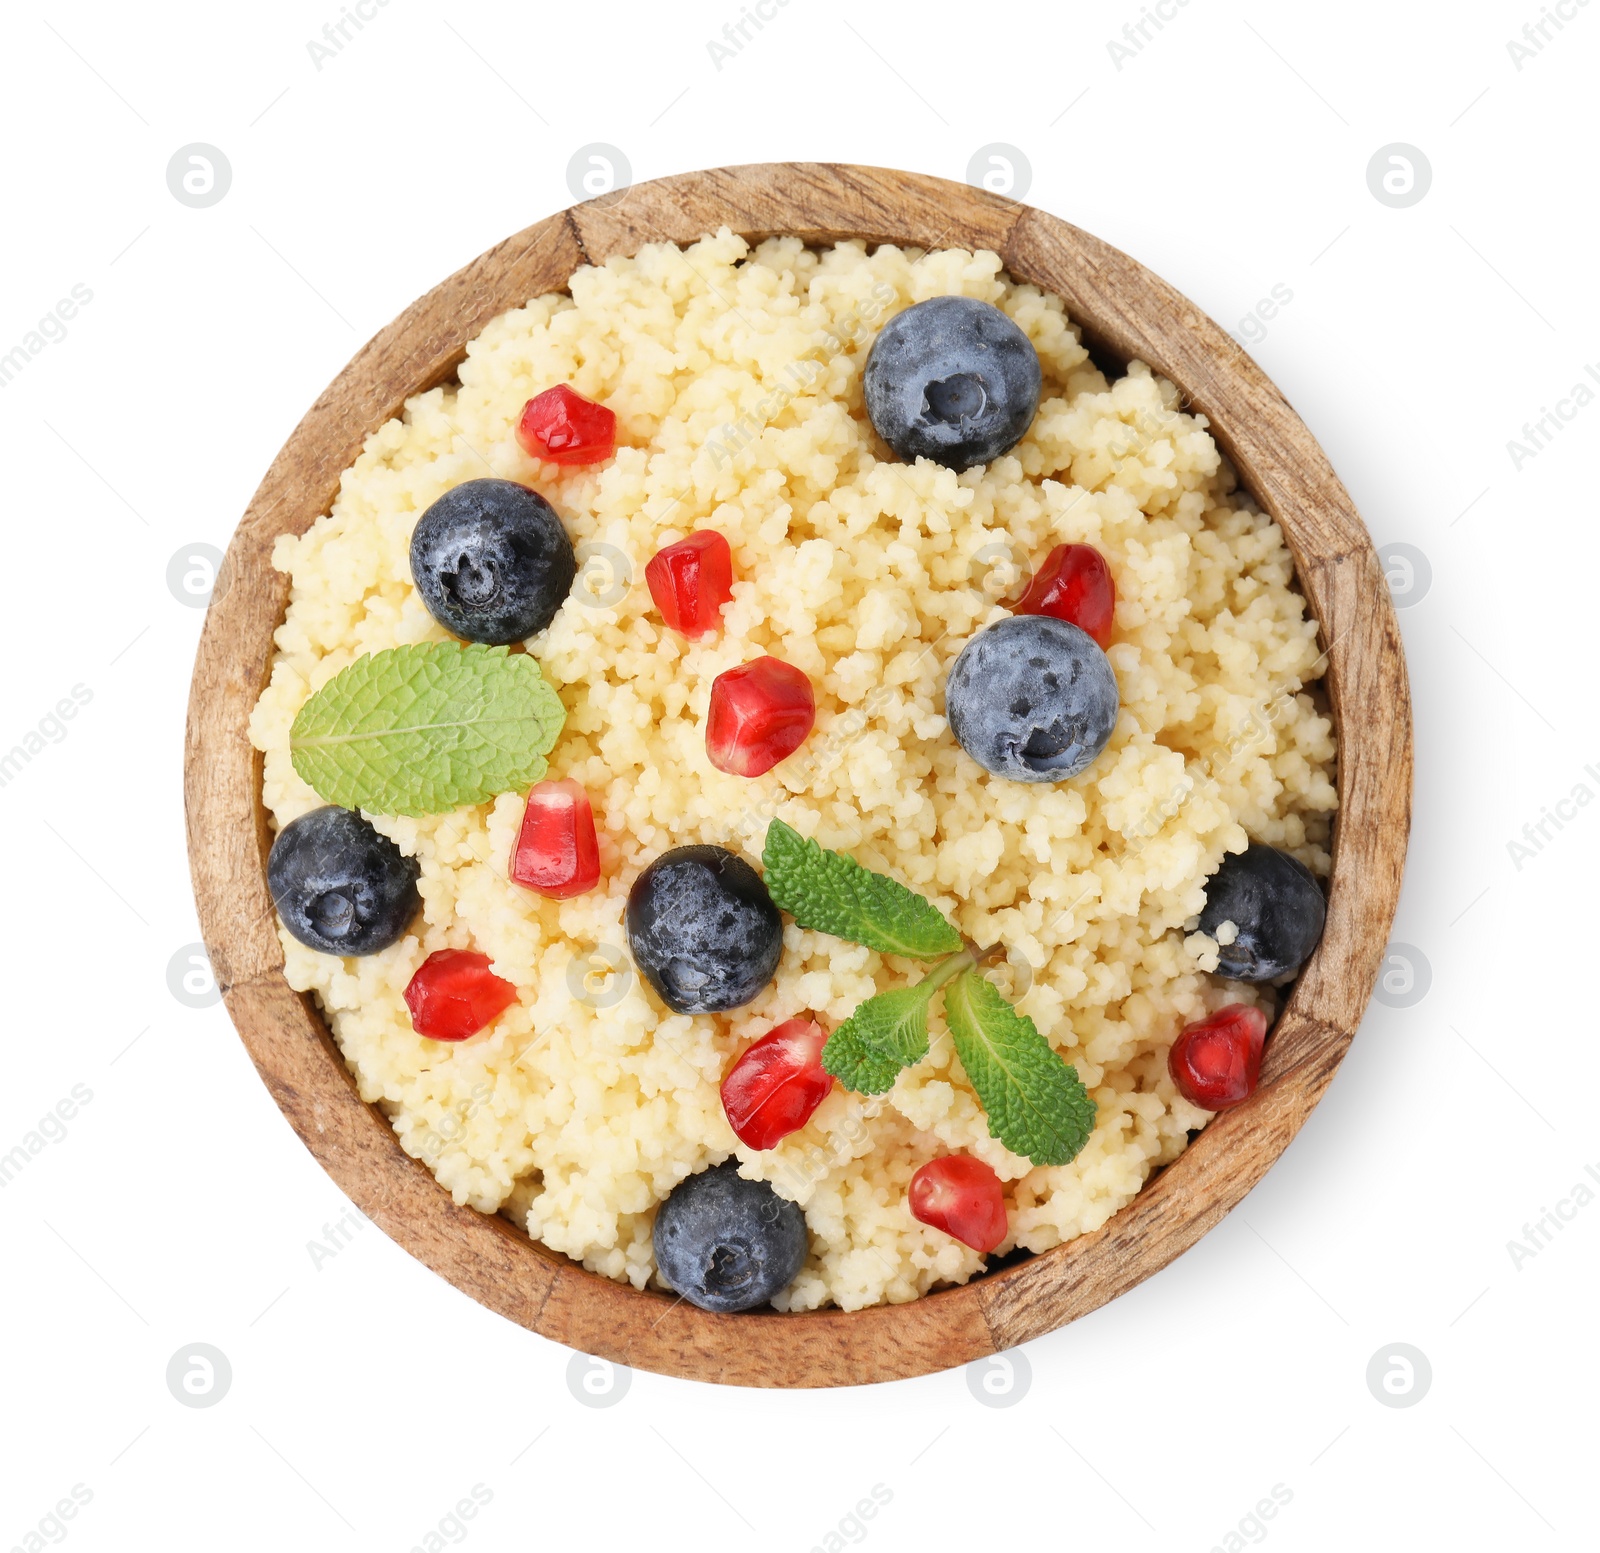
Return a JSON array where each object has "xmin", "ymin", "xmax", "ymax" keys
[
  {"xmin": 626, "ymin": 845, "xmax": 783, "ymax": 1014},
  {"xmin": 863, "ymin": 296, "xmax": 1042, "ymax": 471},
  {"xmin": 410, "ymin": 477, "xmax": 576, "ymax": 644},
  {"xmin": 653, "ymin": 1160, "xmax": 808, "ymax": 1313},
  {"xmin": 267, "ymin": 806, "xmax": 421, "ymax": 956},
  {"xmin": 1199, "ymin": 842, "xmax": 1327, "ymax": 981},
  {"xmin": 945, "ymin": 614, "xmax": 1119, "ymax": 782}
]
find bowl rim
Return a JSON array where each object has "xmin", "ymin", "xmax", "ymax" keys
[{"xmin": 184, "ymin": 160, "xmax": 1412, "ymax": 1389}]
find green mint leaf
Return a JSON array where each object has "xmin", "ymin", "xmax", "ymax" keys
[
  {"xmin": 762, "ymin": 818, "xmax": 964, "ymax": 959},
  {"xmin": 289, "ymin": 642, "xmax": 566, "ymax": 816},
  {"xmin": 823, "ymin": 982, "xmax": 939, "ymax": 1094},
  {"xmin": 822, "ymin": 950, "xmax": 974, "ymax": 1094},
  {"xmin": 944, "ymin": 971, "xmax": 1097, "ymax": 1167}
]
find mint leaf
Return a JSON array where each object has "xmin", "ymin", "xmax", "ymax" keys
[
  {"xmin": 822, "ymin": 950, "xmax": 975, "ymax": 1094},
  {"xmin": 823, "ymin": 982, "xmax": 940, "ymax": 1094},
  {"xmin": 762, "ymin": 818, "xmax": 964, "ymax": 959},
  {"xmin": 944, "ymin": 971, "xmax": 1097, "ymax": 1166},
  {"xmin": 290, "ymin": 642, "xmax": 566, "ymax": 816}
]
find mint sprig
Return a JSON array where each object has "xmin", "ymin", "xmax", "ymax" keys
[
  {"xmin": 762, "ymin": 818, "xmax": 964, "ymax": 959},
  {"xmin": 761, "ymin": 818, "xmax": 1095, "ymax": 1167},
  {"xmin": 290, "ymin": 642, "xmax": 566, "ymax": 816},
  {"xmin": 944, "ymin": 970, "xmax": 1097, "ymax": 1166}
]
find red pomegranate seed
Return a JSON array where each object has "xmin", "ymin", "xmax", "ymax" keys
[
  {"xmin": 646, "ymin": 531, "xmax": 735, "ymax": 639},
  {"xmin": 1014, "ymin": 543, "xmax": 1116, "ymax": 648},
  {"xmin": 1168, "ymin": 1003, "xmax": 1268, "ymax": 1110},
  {"xmin": 706, "ymin": 656, "xmax": 816, "ymax": 777},
  {"xmin": 515, "ymin": 384, "xmax": 616, "ymax": 466},
  {"xmin": 404, "ymin": 949, "xmax": 518, "ymax": 1042},
  {"xmin": 721, "ymin": 1016, "xmax": 834, "ymax": 1150},
  {"xmin": 908, "ymin": 1156, "xmax": 1008, "ymax": 1254},
  {"xmin": 509, "ymin": 778, "xmax": 600, "ymax": 899}
]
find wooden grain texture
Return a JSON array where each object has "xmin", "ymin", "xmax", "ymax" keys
[{"xmin": 185, "ymin": 162, "xmax": 1412, "ymax": 1388}]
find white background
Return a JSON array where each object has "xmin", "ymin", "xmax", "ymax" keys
[{"xmin": 1, "ymin": 0, "xmax": 1595, "ymax": 1548}]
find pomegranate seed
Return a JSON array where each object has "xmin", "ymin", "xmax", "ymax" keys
[
  {"xmin": 908, "ymin": 1156, "xmax": 1008, "ymax": 1254},
  {"xmin": 1168, "ymin": 1003, "xmax": 1268, "ymax": 1110},
  {"xmin": 706, "ymin": 657, "xmax": 816, "ymax": 777},
  {"xmin": 1014, "ymin": 543, "xmax": 1116, "ymax": 648},
  {"xmin": 516, "ymin": 384, "xmax": 616, "ymax": 466},
  {"xmin": 404, "ymin": 949, "xmax": 517, "ymax": 1042},
  {"xmin": 510, "ymin": 778, "xmax": 600, "ymax": 899},
  {"xmin": 720, "ymin": 1016, "xmax": 834, "ymax": 1150},
  {"xmin": 646, "ymin": 531, "xmax": 735, "ymax": 639}
]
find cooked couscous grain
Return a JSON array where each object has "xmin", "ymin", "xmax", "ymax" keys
[{"xmin": 249, "ymin": 231, "xmax": 1337, "ymax": 1311}]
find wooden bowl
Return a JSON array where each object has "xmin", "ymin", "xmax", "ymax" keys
[{"xmin": 185, "ymin": 162, "xmax": 1411, "ymax": 1388}]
